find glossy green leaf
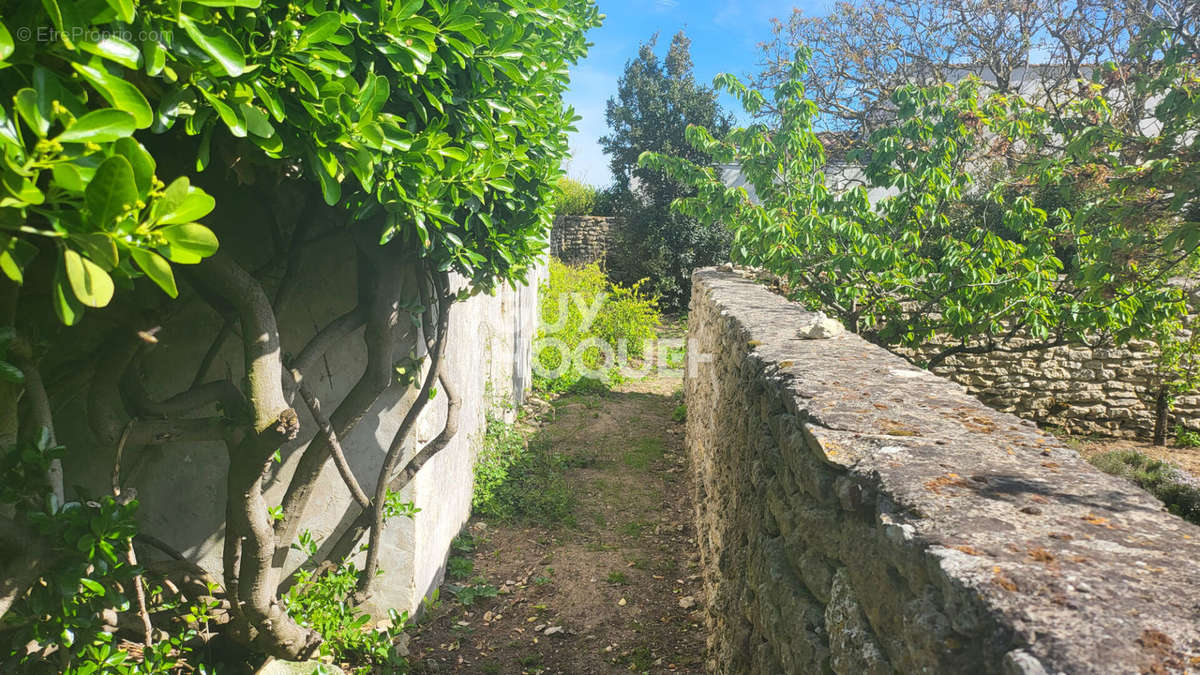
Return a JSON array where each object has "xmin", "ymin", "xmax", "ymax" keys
[
  {"xmin": 103, "ymin": 0, "xmax": 135, "ymax": 22},
  {"xmin": 56, "ymin": 109, "xmax": 136, "ymax": 143},
  {"xmin": 159, "ymin": 223, "xmax": 218, "ymax": 263},
  {"xmin": 79, "ymin": 578, "xmax": 106, "ymax": 595},
  {"xmin": 0, "ymin": 361, "xmax": 24, "ymax": 384},
  {"xmin": 71, "ymin": 62, "xmax": 154, "ymax": 128},
  {"xmin": 0, "ymin": 171, "xmax": 45, "ymax": 206},
  {"xmin": 72, "ymin": 233, "xmax": 119, "ymax": 270},
  {"xmin": 0, "ymin": 20, "xmax": 13, "ymax": 61},
  {"xmin": 78, "ymin": 35, "xmax": 142, "ymax": 70},
  {"xmin": 0, "ymin": 236, "xmax": 37, "ymax": 283},
  {"xmin": 85, "ymin": 156, "xmax": 139, "ymax": 228},
  {"xmin": 64, "ymin": 248, "xmax": 115, "ymax": 308},
  {"xmin": 239, "ymin": 103, "xmax": 273, "ymax": 138},
  {"xmin": 155, "ymin": 177, "xmax": 216, "ymax": 225},
  {"xmin": 179, "ymin": 15, "xmax": 246, "ymax": 77},
  {"xmin": 113, "ymin": 138, "xmax": 156, "ymax": 198},
  {"xmin": 296, "ymin": 12, "xmax": 342, "ymax": 50},
  {"xmin": 130, "ymin": 248, "xmax": 178, "ymax": 297},
  {"xmin": 14, "ymin": 89, "xmax": 51, "ymax": 138},
  {"xmin": 53, "ymin": 258, "xmax": 84, "ymax": 325}
]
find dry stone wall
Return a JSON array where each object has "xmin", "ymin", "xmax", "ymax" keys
[
  {"xmin": 687, "ymin": 267, "xmax": 1200, "ymax": 674},
  {"xmin": 903, "ymin": 329, "xmax": 1200, "ymax": 439},
  {"xmin": 550, "ymin": 214, "xmax": 613, "ymax": 265}
]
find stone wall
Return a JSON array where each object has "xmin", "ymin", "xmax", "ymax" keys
[
  {"xmin": 58, "ymin": 236, "xmax": 544, "ymax": 617},
  {"xmin": 550, "ymin": 214, "xmax": 613, "ymax": 266},
  {"xmin": 901, "ymin": 323, "xmax": 1200, "ymax": 438},
  {"xmin": 687, "ymin": 267, "xmax": 1200, "ymax": 674}
]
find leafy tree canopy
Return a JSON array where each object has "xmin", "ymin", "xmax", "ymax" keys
[
  {"xmin": 642, "ymin": 29, "xmax": 1200, "ymax": 368},
  {"xmin": 599, "ymin": 31, "xmax": 734, "ymax": 309}
]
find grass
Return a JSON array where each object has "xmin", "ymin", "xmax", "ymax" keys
[
  {"xmin": 1088, "ymin": 449, "xmax": 1200, "ymax": 524},
  {"xmin": 473, "ymin": 416, "xmax": 577, "ymax": 527},
  {"xmin": 621, "ymin": 437, "xmax": 665, "ymax": 471},
  {"xmin": 605, "ymin": 571, "xmax": 629, "ymax": 585}
]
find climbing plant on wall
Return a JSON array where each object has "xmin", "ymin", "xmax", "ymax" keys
[{"xmin": 0, "ymin": 0, "xmax": 599, "ymax": 666}]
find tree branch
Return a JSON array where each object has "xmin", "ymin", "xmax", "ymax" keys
[
  {"xmin": 272, "ymin": 244, "xmax": 410, "ymax": 558},
  {"xmin": 194, "ymin": 252, "xmax": 318, "ymax": 660},
  {"xmin": 359, "ymin": 271, "xmax": 453, "ymax": 594}
]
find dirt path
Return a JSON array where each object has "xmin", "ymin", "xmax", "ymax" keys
[{"xmin": 408, "ymin": 373, "xmax": 706, "ymax": 674}]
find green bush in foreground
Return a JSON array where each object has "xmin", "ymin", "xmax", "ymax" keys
[
  {"xmin": 534, "ymin": 260, "xmax": 660, "ymax": 393},
  {"xmin": 1088, "ymin": 450, "xmax": 1200, "ymax": 524}
]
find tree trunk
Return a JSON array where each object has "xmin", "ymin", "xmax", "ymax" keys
[{"xmin": 1154, "ymin": 384, "xmax": 1170, "ymax": 446}]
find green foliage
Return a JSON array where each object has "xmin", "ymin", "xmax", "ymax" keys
[
  {"xmin": 0, "ymin": 433, "xmax": 197, "ymax": 673},
  {"xmin": 0, "ymin": 0, "xmax": 601, "ymax": 324},
  {"xmin": 446, "ymin": 556, "xmax": 474, "ymax": 580},
  {"xmin": 382, "ymin": 490, "xmax": 421, "ymax": 523},
  {"xmin": 671, "ymin": 403, "xmax": 687, "ymax": 423},
  {"xmin": 472, "ymin": 416, "xmax": 576, "ymax": 526},
  {"xmin": 601, "ymin": 31, "xmax": 735, "ymax": 309},
  {"xmin": 283, "ymin": 558, "xmax": 410, "ymax": 674},
  {"xmin": 447, "ymin": 578, "xmax": 498, "ymax": 606},
  {"xmin": 554, "ymin": 177, "xmax": 598, "ymax": 216},
  {"xmin": 605, "ymin": 571, "xmax": 629, "ymax": 585},
  {"xmin": 1088, "ymin": 449, "xmax": 1200, "ymax": 524},
  {"xmin": 641, "ymin": 36, "xmax": 1200, "ymax": 360},
  {"xmin": 533, "ymin": 259, "xmax": 660, "ymax": 393},
  {"xmin": 1176, "ymin": 425, "xmax": 1200, "ymax": 448}
]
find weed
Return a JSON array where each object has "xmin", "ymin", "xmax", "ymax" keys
[
  {"xmin": 447, "ymin": 556, "xmax": 474, "ymax": 580},
  {"xmin": 448, "ymin": 577, "xmax": 499, "ymax": 606},
  {"xmin": 1176, "ymin": 424, "xmax": 1200, "ymax": 448},
  {"xmin": 618, "ymin": 520, "xmax": 653, "ymax": 538},
  {"xmin": 606, "ymin": 571, "xmax": 629, "ymax": 585},
  {"xmin": 451, "ymin": 532, "xmax": 476, "ymax": 553},
  {"xmin": 671, "ymin": 403, "xmax": 687, "ymax": 423},
  {"xmin": 622, "ymin": 437, "xmax": 665, "ymax": 470},
  {"xmin": 284, "ymin": 560, "xmax": 410, "ymax": 673},
  {"xmin": 1089, "ymin": 449, "xmax": 1200, "ymax": 523}
]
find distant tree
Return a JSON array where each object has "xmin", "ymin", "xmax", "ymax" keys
[
  {"xmin": 642, "ymin": 30, "xmax": 1200, "ymax": 378},
  {"xmin": 755, "ymin": 0, "xmax": 1200, "ymax": 141},
  {"xmin": 600, "ymin": 32, "xmax": 734, "ymax": 309}
]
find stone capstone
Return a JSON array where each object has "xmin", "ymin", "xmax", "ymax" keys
[{"xmin": 686, "ymin": 267, "xmax": 1200, "ymax": 674}]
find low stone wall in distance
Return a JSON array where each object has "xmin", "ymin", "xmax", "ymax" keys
[
  {"xmin": 550, "ymin": 214, "xmax": 613, "ymax": 266},
  {"xmin": 902, "ymin": 328, "xmax": 1200, "ymax": 439},
  {"xmin": 687, "ymin": 267, "xmax": 1200, "ymax": 674}
]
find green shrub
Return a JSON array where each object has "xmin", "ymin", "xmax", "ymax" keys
[
  {"xmin": 1088, "ymin": 449, "xmax": 1200, "ymax": 524},
  {"xmin": 533, "ymin": 260, "xmax": 660, "ymax": 393},
  {"xmin": 472, "ymin": 417, "xmax": 576, "ymax": 526},
  {"xmin": 555, "ymin": 177, "xmax": 599, "ymax": 216},
  {"xmin": 283, "ymin": 537, "xmax": 409, "ymax": 674},
  {"xmin": 1176, "ymin": 425, "xmax": 1200, "ymax": 448}
]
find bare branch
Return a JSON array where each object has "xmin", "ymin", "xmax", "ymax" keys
[{"xmin": 359, "ymin": 271, "xmax": 453, "ymax": 593}]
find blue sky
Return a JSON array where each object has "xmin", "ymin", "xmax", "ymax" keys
[{"xmin": 562, "ymin": 0, "xmax": 833, "ymax": 187}]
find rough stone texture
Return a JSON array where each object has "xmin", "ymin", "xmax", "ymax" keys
[
  {"xmin": 893, "ymin": 290, "xmax": 1200, "ymax": 438},
  {"xmin": 550, "ymin": 215, "xmax": 613, "ymax": 266},
  {"xmin": 687, "ymin": 267, "xmax": 1200, "ymax": 674},
  {"xmin": 59, "ymin": 236, "xmax": 544, "ymax": 618}
]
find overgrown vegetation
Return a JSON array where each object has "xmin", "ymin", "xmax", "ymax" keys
[
  {"xmin": 642, "ymin": 26, "xmax": 1200, "ymax": 371},
  {"xmin": 0, "ymin": 0, "xmax": 600, "ymax": 665},
  {"xmin": 600, "ymin": 31, "xmax": 735, "ymax": 309},
  {"xmin": 533, "ymin": 260, "xmax": 660, "ymax": 393},
  {"xmin": 554, "ymin": 177, "xmax": 599, "ymax": 216},
  {"xmin": 1088, "ymin": 450, "xmax": 1200, "ymax": 524},
  {"xmin": 472, "ymin": 415, "xmax": 576, "ymax": 526}
]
